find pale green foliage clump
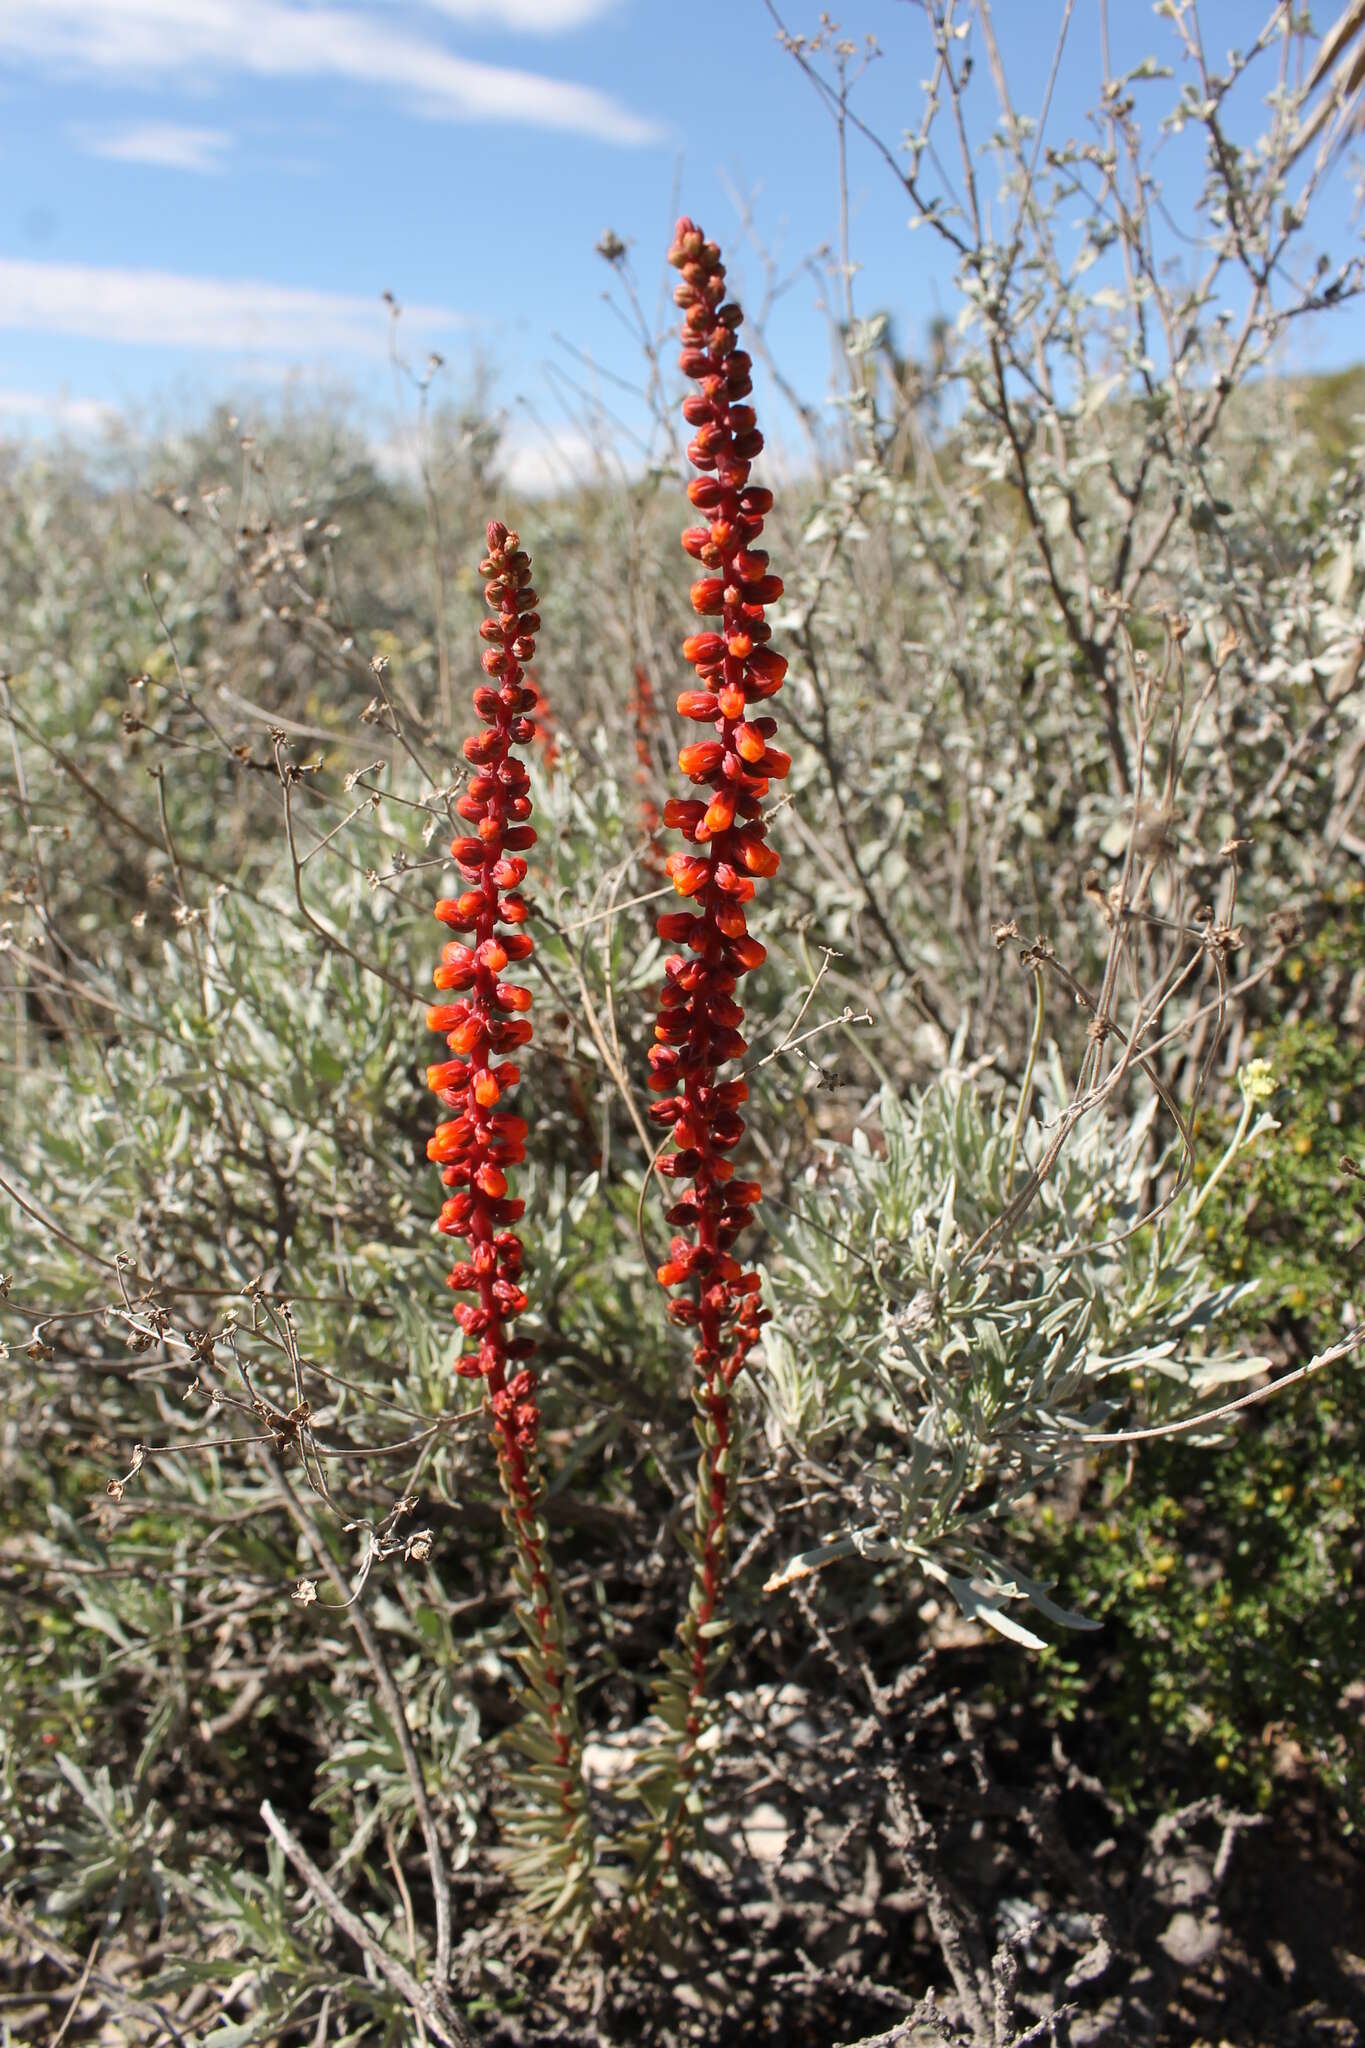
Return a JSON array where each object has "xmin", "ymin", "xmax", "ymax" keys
[{"xmin": 761, "ymin": 1062, "xmax": 1274, "ymax": 1645}]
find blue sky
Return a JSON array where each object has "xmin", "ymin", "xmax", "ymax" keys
[{"xmin": 2, "ymin": 0, "xmax": 1363, "ymax": 484}]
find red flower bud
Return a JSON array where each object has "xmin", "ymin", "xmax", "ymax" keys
[
  {"xmin": 663, "ymin": 797, "xmax": 707, "ymax": 833},
  {"xmin": 726, "ymin": 934, "xmax": 766, "ymax": 971},
  {"xmin": 678, "ymin": 740, "xmax": 724, "ymax": 779},
  {"xmin": 703, "ymin": 789, "xmax": 736, "ymax": 836},
  {"xmin": 748, "ymin": 646, "xmax": 787, "ymax": 686},
  {"xmin": 665, "ymin": 853, "xmax": 710, "ymax": 897},
  {"xmin": 735, "ymin": 834, "xmax": 780, "ymax": 877}
]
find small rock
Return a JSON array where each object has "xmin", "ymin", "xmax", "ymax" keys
[
  {"xmin": 1158, "ymin": 1908, "xmax": 1222, "ymax": 1966},
  {"xmin": 740, "ymin": 1802, "xmax": 790, "ymax": 1866},
  {"xmin": 1151, "ymin": 1850, "xmax": 1214, "ymax": 1908}
]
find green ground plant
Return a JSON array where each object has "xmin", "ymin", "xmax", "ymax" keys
[{"xmin": 1026, "ymin": 886, "xmax": 1365, "ymax": 1827}]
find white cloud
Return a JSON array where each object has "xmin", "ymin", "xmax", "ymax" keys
[
  {"xmin": 82, "ymin": 121, "xmax": 233, "ymax": 171},
  {"xmin": 0, "ymin": 259, "xmax": 466, "ymax": 356},
  {"xmin": 0, "ymin": 0, "xmax": 659, "ymax": 146},
  {"xmin": 497, "ymin": 420, "xmax": 611, "ymax": 495},
  {"xmin": 0, "ymin": 387, "xmax": 121, "ymax": 433},
  {"xmin": 368, "ymin": 432, "xmax": 424, "ymax": 487},
  {"xmin": 421, "ymin": 0, "xmax": 616, "ymax": 26},
  {"xmin": 370, "ymin": 418, "xmax": 619, "ymax": 495}
]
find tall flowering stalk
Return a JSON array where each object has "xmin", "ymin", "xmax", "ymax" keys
[
  {"xmin": 631, "ymin": 219, "xmax": 789, "ymax": 1887},
  {"xmin": 425, "ymin": 521, "xmax": 590, "ymax": 1914}
]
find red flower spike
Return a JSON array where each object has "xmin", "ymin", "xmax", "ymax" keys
[
  {"xmin": 643, "ymin": 219, "xmax": 793, "ymax": 1853},
  {"xmin": 425, "ymin": 521, "xmax": 584, "ymax": 1831}
]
